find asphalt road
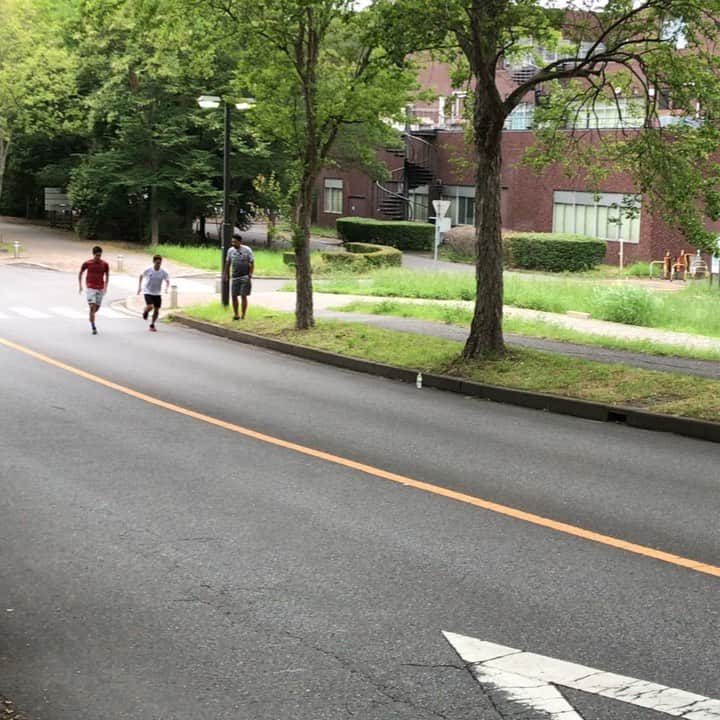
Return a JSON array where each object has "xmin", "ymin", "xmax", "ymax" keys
[{"xmin": 1, "ymin": 264, "xmax": 718, "ymax": 719}]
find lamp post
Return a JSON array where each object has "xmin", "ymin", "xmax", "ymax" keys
[{"xmin": 197, "ymin": 95, "xmax": 255, "ymax": 306}]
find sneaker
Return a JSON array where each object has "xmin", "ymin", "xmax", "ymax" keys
[
  {"xmin": 142, "ymin": 309, "xmax": 149, "ymax": 320},
  {"xmin": 92, "ymin": 327, "xmax": 98, "ymax": 335},
  {"xmin": 149, "ymin": 325, "xmax": 157, "ymax": 332}
]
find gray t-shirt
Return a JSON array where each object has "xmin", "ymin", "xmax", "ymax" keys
[
  {"xmin": 141, "ymin": 267, "xmax": 169, "ymax": 295},
  {"xmin": 227, "ymin": 245, "xmax": 254, "ymax": 278}
]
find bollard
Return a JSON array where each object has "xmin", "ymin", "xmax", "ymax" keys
[
  {"xmin": 215, "ymin": 279, "xmax": 222, "ymax": 294},
  {"xmin": 13, "ymin": 241, "xmax": 20, "ymax": 258},
  {"xmin": 170, "ymin": 284, "xmax": 178, "ymax": 309},
  {"xmin": 116, "ymin": 254, "xmax": 124, "ymax": 272}
]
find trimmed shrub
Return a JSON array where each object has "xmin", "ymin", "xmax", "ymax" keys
[
  {"xmin": 320, "ymin": 242, "xmax": 402, "ymax": 272},
  {"xmin": 443, "ymin": 225, "xmax": 476, "ymax": 258},
  {"xmin": 505, "ymin": 232, "xmax": 606, "ymax": 272},
  {"xmin": 336, "ymin": 217, "xmax": 433, "ymax": 251},
  {"xmin": 591, "ymin": 285, "xmax": 657, "ymax": 326}
]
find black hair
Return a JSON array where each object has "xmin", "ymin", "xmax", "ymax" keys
[{"xmin": 92, "ymin": 245, "xmax": 102, "ymax": 254}]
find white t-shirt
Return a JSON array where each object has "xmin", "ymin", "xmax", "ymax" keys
[{"xmin": 142, "ymin": 267, "xmax": 169, "ymax": 295}]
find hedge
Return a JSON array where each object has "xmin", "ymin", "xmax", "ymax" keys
[
  {"xmin": 284, "ymin": 242, "xmax": 402, "ymax": 272},
  {"xmin": 505, "ymin": 232, "xmax": 606, "ymax": 272},
  {"xmin": 336, "ymin": 217, "xmax": 433, "ymax": 251}
]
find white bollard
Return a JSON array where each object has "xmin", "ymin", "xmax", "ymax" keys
[
  {"xmin": 13, "ymin": 241, "xmax": 20, "ymax": 258},
  {"xmin": 170, "ymin": 284, "xmax": 178, "ymax": 309},
  {"xmin": 116, "ymin": 254, "xmax": 124, "ymax": 272}
]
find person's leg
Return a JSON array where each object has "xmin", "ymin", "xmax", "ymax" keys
[
  {"xmin": 149, "ymin": 296, "xmax": 161, "ymax": 330},
  {"xmin": 241, "ymin": 295, "xmax": 248, "ymax": 319},
  {"xmin": 231, "ymin": 293, "xmax": 240, "ymax": 320},
  {"xmin": 89, "ymin": 303, "xmax": 97, "ymax": 333}
]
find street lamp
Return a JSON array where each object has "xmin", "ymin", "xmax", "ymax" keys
[{"xmin": 197, "ymin": 95, "xmax": 255, "ymax": 306}]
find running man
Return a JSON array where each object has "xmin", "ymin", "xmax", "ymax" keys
[
  {"xmin": 137, "ymin": 254, "xmax": 170, "ymax": 332},
  {"xmin": 78, "ymin": 245, "xmax": 110, "ymax": 335},
  {"xmin": 224, "ymin": 231, "xmax": 254, "ymax": 320}
]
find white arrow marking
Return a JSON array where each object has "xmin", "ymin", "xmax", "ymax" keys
[{"xmin": 444, "ymin": 632, "xmax": 720, "ymax": 719}]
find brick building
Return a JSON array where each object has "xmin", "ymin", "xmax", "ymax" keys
[{"xmin": 315, "ymin": 61, "xmax": 720, "ymax": 265}]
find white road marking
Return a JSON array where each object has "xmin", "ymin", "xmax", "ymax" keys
[
  {"xmin": 49, "ymin": 306, "xmax": 88, "ymax": 319},
  {"xmin": 444, "ymin": 632, "xmax": 720, "ymax": 719},
  {"xmin": 9, "ymin": 306, "xmax": 52, "ymax": 319}
]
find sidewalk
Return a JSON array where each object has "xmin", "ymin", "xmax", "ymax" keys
[{"xmin": 3, "ymin": 216, "xmax": 719, "ymax": 378}]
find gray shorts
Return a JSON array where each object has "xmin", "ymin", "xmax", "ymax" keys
[
  {"xmin": 86, "ymin": 288, "xmax": 104, "ymax": 307},
  {"xmin": 231, "ymin": 276, "xmax": 252, "ymax": 297}
]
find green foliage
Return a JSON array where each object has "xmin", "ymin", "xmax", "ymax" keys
[
  {"xmin": 591, "ymin": 285, "xmax": 657, "ymax": 326},
  {"xmin": 319, "ymin": 242, "xmax": 402, "ymax": 271},
  {"xmin": 505, "ymin": 233, "xmax": 607, "ymax": 272},
  {"xmin": 336, "ymin": 217, "xmax": 433, "ymax": 250}
]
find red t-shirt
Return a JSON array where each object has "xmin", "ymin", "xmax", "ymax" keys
[{"xmin": 81, "ymin": 258, "xmax": 109, "ymax": 289}]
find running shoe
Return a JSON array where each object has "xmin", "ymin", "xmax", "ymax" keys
[{"xmin": 149, "ymin": 325, "xmax": 157, "ymax": 332}]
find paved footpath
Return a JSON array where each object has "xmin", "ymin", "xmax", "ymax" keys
[{"xmin": 2, "ymin": 217, "xmax": 719, "ymax": 378}]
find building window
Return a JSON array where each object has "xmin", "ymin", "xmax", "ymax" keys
[
  {"xmin": 408, "ymin": 186, "xmax": 429, "ymax": 222},
  {"xmin": 552, "ymin": 191, "xmax": 641, "ymax": 243},
  {"xmin": 441, "ymin": 185, "xmax": 475, "ymax": 225},
  {"xmin": 504, "ymin": 103, "xmax": 533, "ymax": 130},
  {"xmin": 569, "ymin": 100, "xmax": 643, "ymax": 129},
  {"xmin": 323, "ymin": 178, "xmax": 343, "ymax": 214}
]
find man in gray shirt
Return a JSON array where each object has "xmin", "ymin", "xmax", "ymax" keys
[{"xmin": 224, "ymin": 232, "xmax": 255, "ymax": 320}]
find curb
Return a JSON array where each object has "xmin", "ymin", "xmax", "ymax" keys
[{"xmin": 172, "ymin": 314, "xmax": 720, "ymax": 444}]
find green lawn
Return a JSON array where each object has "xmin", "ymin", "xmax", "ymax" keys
[
  {"xmin": 327, "ymin": 299, "xmax": 720, "ymax": 362},
  {"xmin": 176, "ymin": 303, "xmax": 720, "ymax": 422},
  {"xmin": 148, "ymin": 244, "xmax": 299, "ymax": 276},
  {"xmin": 309, "ymin": 267, "xmax": 720, "ymax": 337}
]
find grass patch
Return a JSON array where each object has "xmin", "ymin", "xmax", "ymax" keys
[
  {"xmin": 177, "ymin": 302, "xmax": 720, "ymax": 422},
  {"xmin": 329, "ymin": 298, "xmax": 720, "ymax": 361},
  {"xmin": 310, "ymin": 267, "xmax": 720, "ymax": 336},
  {"xmin": 148, "ymin": 244, "xmax": 312, "ymax": 277},
  {"xmin": 276, "ymin": 221, "xmax": 338, "ymax": 239}
]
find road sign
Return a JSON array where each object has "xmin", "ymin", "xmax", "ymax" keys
[
  {"xmin": 432, "ymin": 199, "xmax": 451, "ymax": 217},
  {"xmin": 444, "ymin": 632, "xmax": 720, "ymax": 720}
]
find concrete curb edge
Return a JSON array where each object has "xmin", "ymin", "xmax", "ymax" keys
[{"xmin": 172, "ymin": 314, "xmax": 720, "ymax": 444}]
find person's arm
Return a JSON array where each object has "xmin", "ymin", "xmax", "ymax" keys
[
  {"xmin": 137, "ymin": 271, "xmax": 144, "ymax": 295},
  {"xmin": 103, "ymin": 265, "xmax": 110, "ymax": 293},
  {"xmin": 249, "ymin": 259, "xmax": 255, "ymax": 278},
  {"xmin": 78, "ymin": 265, "xmax": 85, "ymax": 293},
  {"xmin": 164, "ymin": 274, "xmax": 170, "ymax": 293}
]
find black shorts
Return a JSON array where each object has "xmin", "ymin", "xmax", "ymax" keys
[{"xmin": 144, "ymin": 294, "xmax": 162, "ymax": 309}]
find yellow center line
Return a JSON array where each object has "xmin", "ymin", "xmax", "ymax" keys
[{"xmin": 3, "ymin": 335, "xmax": 719, "ymax": 579}]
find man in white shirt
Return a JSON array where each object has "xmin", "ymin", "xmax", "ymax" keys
[
  {"xmin": 224, "ymin": 232, "xmax": 255, "ymax": 320},
  {"xmin": 137, "ymin": 254, "xmax": 170, "ymax": 332}
]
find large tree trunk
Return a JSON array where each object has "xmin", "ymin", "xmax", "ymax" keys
[
  {"xmin": 293, "ymin": 172, "xmax": 315, "ymax": 329},
  {"xmin": 462, "ymin": 34, "xmax": 507, "ymax": 358},
  {"xmin": 463, "ymin": 125, "xmax": 505, "ymax": 358}
]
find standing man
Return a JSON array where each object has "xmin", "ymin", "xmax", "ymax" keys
[
  {"xmin": 78, "ymin": 245, "xmax": 110, "ymax": 335},
  {"xmin": 137, "ymin": 254, "xmax": 170, "ymax": 332},
  {"xmin": 224, "ymin": 231, "xmax": 254, "ymax": 320}
]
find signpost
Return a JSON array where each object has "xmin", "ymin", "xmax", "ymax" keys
[{"xmin": 431, "ymin": 200, "xmax": 451, "ymax": 264}]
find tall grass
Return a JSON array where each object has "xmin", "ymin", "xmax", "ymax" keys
[
  {"xmin": 315, "ymin": 268, "xmax": 720, "ymax": 336},
  {"xmin": 150, "ymin": 244, "xmax": 297, "ymax": 276}
]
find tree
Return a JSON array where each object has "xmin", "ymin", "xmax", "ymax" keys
[
  {"xmin": 67, "ymin": 0, "xmax": 245, "ymax": 244},
  {"xmin": 0, "ymin": 0, "xmax": 78, "ymax": 205},
  {"xmin": 206, "ymin": 0, "xmax": 414, "ymax": 329},
  {"xmin": 380, "ymin": 0, "xmax": 720, "ymax": 358}
]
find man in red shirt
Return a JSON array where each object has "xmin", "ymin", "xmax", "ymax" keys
[{"xmin": 78, "ymin": 246, "xmax": 110, "ymax": 335}]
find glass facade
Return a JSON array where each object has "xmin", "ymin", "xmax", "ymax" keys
[{"xmin": 552, "ymin": 191, "xmax": 641, "ymax": 243}]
